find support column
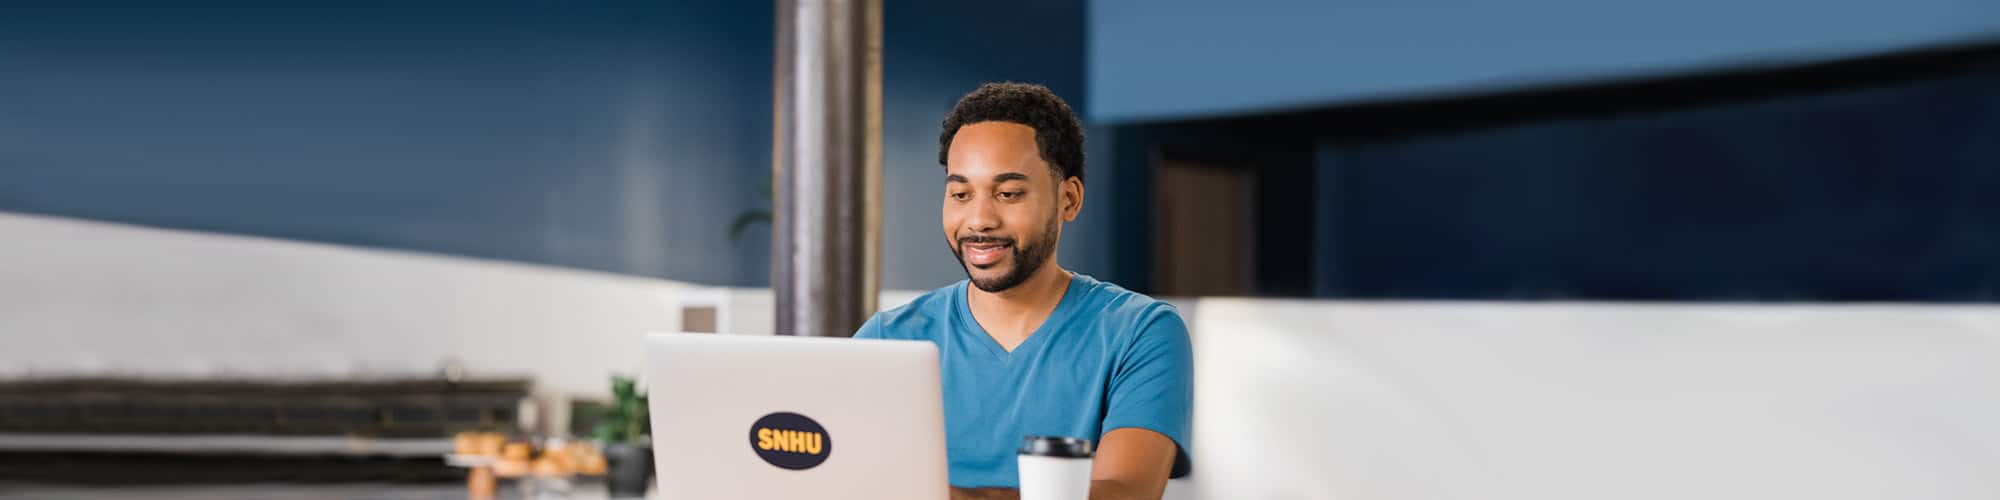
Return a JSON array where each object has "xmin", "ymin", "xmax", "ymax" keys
[{"xmin": 772, "ymin": 0, "xmax": 881, "ymax": 337}]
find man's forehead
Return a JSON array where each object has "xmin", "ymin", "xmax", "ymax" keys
[{"xmin": 947, "ymin": 122, "xmax": 1047, "ymax": 181}]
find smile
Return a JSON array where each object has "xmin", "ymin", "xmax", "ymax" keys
[{"xmin": 961, "ymin": 241, "xmax": 1012, "ymax": 268}]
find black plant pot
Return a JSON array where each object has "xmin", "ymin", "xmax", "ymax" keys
[{"xmin": 604, "ymin": 442, "xmax": 653, "ymax": 498}]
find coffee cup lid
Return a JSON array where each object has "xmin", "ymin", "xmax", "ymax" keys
[{"xmin": 1018, "ymin": 435, "xmax": 1093, "ymax": 458}]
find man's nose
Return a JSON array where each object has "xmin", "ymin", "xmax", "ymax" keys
[{"xmin": 963, "ymin": 197, "xmax": 1000, "ymax": 233}]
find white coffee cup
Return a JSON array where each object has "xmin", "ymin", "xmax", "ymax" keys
[{"xmin": 1017, "ymin": 436, "xmax": 1094, "ymax": 500}]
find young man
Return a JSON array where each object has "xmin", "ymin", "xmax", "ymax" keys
[{"xmin": 855, "ymin": 83, "xmax": 1192, "ymax": 500}]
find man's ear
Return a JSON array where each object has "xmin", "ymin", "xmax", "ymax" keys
[{"xmin": 1060, "ymin": 176, "xmax": 1084, "ymax": 222}]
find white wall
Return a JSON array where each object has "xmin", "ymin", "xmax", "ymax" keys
[
  {"xmin": 0, "ymin": 212, "xmax": 685, "ymax": 398},
  {"xmin": 1178, "ymin": 298, "xmax": 2000, "ymax": 500}
]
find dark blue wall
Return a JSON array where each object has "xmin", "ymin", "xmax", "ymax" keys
[
  {"xmin": 0, "ymin": 1, "xmax": 1113, "ymax": 290},
  {"xmin": 0, "ymin": 2, "xmax": 776, "ymax": 285},
  {"xmin": 1310, "ymin": 68, "xmax": 2000, "ymax": 301}
]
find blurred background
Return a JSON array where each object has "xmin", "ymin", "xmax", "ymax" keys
[{"xmin": 2, "ymin": 0, "xmax": 1998, "ymax": 499}]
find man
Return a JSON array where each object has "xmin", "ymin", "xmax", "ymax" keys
[{"xmin": 855, "ymin": 82, "xmax": 1192, "ymax": 500}]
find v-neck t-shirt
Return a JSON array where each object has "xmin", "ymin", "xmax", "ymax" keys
[{"xmin": 854, "ymin": 273, "xmax": 1193, "ymax": 488}]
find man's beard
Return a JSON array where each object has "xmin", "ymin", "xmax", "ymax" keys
[{"xmin": 952, "ymin": 217, "xmax": 1060, "ymax": 293}]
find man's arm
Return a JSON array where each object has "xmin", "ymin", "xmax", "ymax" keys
[
  {"xmin": 1085, "ymin": 427, "xmax": 1177, "ymax": 500},
  {"xmin": 946, "ymin": 427, "xmax": 1176, "ymax": 500},
  {"xmin": 1088, "ymin": 306, "xmax": 1192, "ymax": 499}
]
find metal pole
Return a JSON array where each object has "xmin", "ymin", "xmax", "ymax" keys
[{"xmin": 773, "ymin": 0, "xmax": 881, "ymax": 337}]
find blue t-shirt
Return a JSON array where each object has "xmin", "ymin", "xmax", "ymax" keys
[{"xmin": 855, "ymin": 273, "xmax": 1193, "ymax": 488}]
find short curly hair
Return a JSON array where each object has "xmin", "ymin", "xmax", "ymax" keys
[{"xmin": 938, "ymin": 82, "xmax": 1085, "ymax": 184}]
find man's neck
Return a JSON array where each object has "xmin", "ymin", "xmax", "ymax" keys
[{"xmin": 965, "ymin": 263, "xmax": 1072, "ymax": 352}]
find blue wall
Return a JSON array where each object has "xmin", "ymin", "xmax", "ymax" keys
[
  {"xmin": 0, "ymin": 1, "xmax": 1115, "ymax": 290},
  {"xmin": 1309, "ymin": 68, "xmax": 2000, "ymax": 301},
  {"xmin": 1, "ymin": 2, "xmax": 775, "ymax": 285},
  {"xmin": 1088, "ymin": 0, "xmax": 2000, "ymax": 123}
]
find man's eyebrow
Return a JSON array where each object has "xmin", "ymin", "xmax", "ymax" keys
[
  {"xmin": 946, "ymin": 174, "xmax": 969, "ymax": 183},
  {"xmin": 993, "ymin": 172, "xmax": 1029, "ymax": 183}
]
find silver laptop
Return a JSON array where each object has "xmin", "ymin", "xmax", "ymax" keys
[{"xmin": 645, "ymin": 332, "xmax": 948, "ymax": 499}]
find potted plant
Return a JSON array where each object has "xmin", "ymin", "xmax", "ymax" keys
[{"xmin": 593, "ymin": 374, "xmax": 652, "ymax": 498}]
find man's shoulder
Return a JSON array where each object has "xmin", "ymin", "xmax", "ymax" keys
[
  {"xmin": 858, "ymin": 281, "xmax": 963, "ymax": 340},
  {"xmin": 1074, "ymin": 274, "xmax": 1186, "ymax": 338}
]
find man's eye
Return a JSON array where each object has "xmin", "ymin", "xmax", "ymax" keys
[
  {"xmin": 996, "ymin": 191, "xmax": 1024, "ymax": 200},
  {"xmin": 949, "ymin": 192, "xmax": 971, "ymax": 201}
]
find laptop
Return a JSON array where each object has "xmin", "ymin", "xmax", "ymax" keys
[{"xmin": 644, "ymin": 332, "xmax": 948, "ymax": 499}]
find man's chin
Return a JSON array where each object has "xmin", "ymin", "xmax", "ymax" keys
[
  {"xmin": 964, "ymin": 267, "xmax": 1006, "ymax": 283},
  {"xmin": 962, "ymin": 264, "xmax": 1009, "ymax": 282},
  {"xmin": 968, "ymin": 274, "xmax": 1019, "ymax": 293}
]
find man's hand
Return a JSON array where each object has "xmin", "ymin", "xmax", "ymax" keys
[{"xmin": 948, "ymin": 428, "xmax": 1177, "ymax": 500}]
